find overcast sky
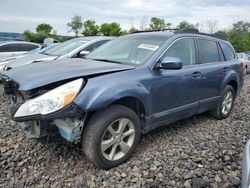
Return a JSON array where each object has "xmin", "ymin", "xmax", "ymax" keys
[{"xmin": 0, "ymin": 0, "xmax": 250, "ymax": 35}]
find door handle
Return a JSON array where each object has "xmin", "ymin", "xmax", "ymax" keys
[{"xmin": 192, "ymin": 71, "xmax": 202, "ymax": 79}]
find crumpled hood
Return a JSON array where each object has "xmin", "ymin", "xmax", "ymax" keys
[
  {"xmin": 6, "ymin": 54, "xmax": 58, "ymax": 68},
  {"xmin": 6, "ymin": 58, "xmax": 135, "ymax": 91}
]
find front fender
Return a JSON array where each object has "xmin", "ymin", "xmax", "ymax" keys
[{"xmin": 74, "ymin": 76, "xmax": 151, "ymax": 116}]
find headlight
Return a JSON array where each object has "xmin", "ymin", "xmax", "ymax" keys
[{"xmin": 14, "ymin": 78, "xmax": 83, "ymax": 118}]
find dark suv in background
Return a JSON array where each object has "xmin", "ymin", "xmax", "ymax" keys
[{"xmin": 5, "ymin": 30, "xmax": 244, "ymax": 169}]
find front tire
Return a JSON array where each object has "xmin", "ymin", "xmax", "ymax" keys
[
  {"xmin": 210, "ymin": 85, "xmax": 235, "ymax": 120},
  {"xmin": 82, "ymin": 105, "xmax": 141, "ymax": 169}
]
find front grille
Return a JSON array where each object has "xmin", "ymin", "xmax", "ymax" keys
[{"xmin": 2, "ymin": 76, "xmax": 17, "ymax": 95}]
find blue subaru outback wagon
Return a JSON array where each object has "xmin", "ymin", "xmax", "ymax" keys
[{"xmin": 6, "ymin": 30, "xmax": 244, "ymax": 169}]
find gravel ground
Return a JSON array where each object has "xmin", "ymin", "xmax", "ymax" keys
[{"xmin": 0, "ymin": 76, "xmax": 250, "ymax": 188}]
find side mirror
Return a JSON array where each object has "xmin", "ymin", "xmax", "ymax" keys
[
  {"xmin": 79, "ymin": 50, "xmax": 90, "ymax": 58},
  {"xmin": 159, "ymin": 57, "xmax": 183, "ymax": 70}
]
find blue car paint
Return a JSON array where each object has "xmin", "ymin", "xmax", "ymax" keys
[{"xmin": 7, "ymin": 32, "xmax": 244, "ymax": 141}]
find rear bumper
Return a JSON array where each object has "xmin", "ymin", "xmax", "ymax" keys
[{"xmin": 242, "ymin": 140, "xmax": 250, "ymax": 188}]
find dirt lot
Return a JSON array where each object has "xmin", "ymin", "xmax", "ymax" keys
[{"xmin": 0, "ymin": 76, "xmax": 250, "ymax": 188}]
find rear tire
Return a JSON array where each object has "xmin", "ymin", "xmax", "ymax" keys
[
  {"xmin": 82, "ymin": 104, "xmax": 141, "ymax": 169},
  {"xmin": 210, "ymin": 85, "xmax": 235, "ymax": 120}
]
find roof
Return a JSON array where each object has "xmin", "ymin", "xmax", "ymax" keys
[
  {"xmin": 0, "ymin": 41, "xmax": 40, "ymax": 46},
  {"xmin": 72, "ymin": 36, "xmax": 115, "ymax": 41}
]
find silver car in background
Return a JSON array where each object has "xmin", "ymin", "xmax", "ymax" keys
[
  {"xmin": 3, "ymin": 36, "xmax": 113, "ymax": 71},
  {"xmin": 242, "ymin": 140, "xmax": 250, "ymax": 188},
  {"xmin": 0, "ymin": 43, "xmax": 59, "ymax": 79},
  {"xmin": 0, "ymin": 41, "xmax": 40, "ymax": 58},
  {"xmin": 237, "ymin": 52, "xmax": 250, "ymax": 74}
]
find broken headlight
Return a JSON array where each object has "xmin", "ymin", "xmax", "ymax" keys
[{"xmin": 14, "ymin": 78, "xmax": 83, "ymax": 118}]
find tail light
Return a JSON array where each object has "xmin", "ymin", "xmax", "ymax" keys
[{"xmin": 240, "ymin": 61, "xmax": 245, "ymax": 71}]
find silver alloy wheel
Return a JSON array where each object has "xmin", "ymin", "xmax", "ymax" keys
[
  {"xmin": 222, "ymin": 90, "xmax": 233, "ymax": 115},
  {"xmin": 101, "ymin": 118, "xmax": 135, "ymax": 161}
]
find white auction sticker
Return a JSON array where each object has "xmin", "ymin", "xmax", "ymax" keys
[{"xmin": 138, "ymin": 44, "xmax": 159, "ymax": 51}]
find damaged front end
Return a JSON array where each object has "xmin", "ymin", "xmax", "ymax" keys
[{"xmin": 9, "ymin": 78, "xmax": 87, "ymax": 143}]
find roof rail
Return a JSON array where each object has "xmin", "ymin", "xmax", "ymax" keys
[
  {"xmin": 175, "ymin": 29, "xmax": 199, "ymax": 33},
  {"xmin": 132, "ymin": 28, "xmax": 178, "ymax": 34},
  {"xmin": 175, "ymin": 29, "xmax": 227, "ymax": 40},
  {"xmin": 131, "ymin": 28, "xmax": 227, "ymax": 40}
]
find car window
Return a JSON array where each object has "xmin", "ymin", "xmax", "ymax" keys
[
  {"xmin": 218, "ymin": 44, "xmax": 225, "ymax": 61},
  {"xmin": 220, "ymin": 42, "xmax": 235, "ymax": 61},
  {"xmin": 20, "ymin": 43, "xmax": 39, "ymax": 51},
  {"xmin": 160, "ymin": 38, "xmax": 196, "ymax": 66},
  {"xmin": 45, "ymin": 39, "xmax": 87, "ymax": 56},
  {"xmin": 245, "ymin": 54, "xmax": 250, "ymax": 60},
  {"xmin": 198, "ymin": 39, "xmax": 220, "ymax": 64},
  {"xmin": 86, "ymin": 35, "xmax": 167, "ymax": 65},
  {"xmin": 0, "ymin": 43, "xmax": 23, "ymax": 52},
  {"xmin": 84, "ymin": 40, "xmax": 109, "ymax": 52},
  {"xmin": 237, "ymin": 53, "xmax": 243, "ymax": 59}
]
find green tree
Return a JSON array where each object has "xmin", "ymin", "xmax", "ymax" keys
[
  {"xmin": 23, "ymin": 23, "xmax": 60, "ymax": 43},
  {"xmin": 23, "ymin": 30, "xmax": 37, "ymax": 42},
  {"xmin": 82, "ymin": 20, "xmax": 99, "ymax": 36},
  {"xmin": 231, "ymin": 21, "xmax": 250, "ymax": 34},
  {"xmin": 177, "ymin": 21, "xmax": 196, "ymax": 30},
  {"xmin": 128, "ymin": 26, "xmax": 138, "ymax": 34},
  {"xmin": 100, "ymin": 22, "xmax": 122, "ymax": 36},
  {"xmin": 36, "ymin": 23, "xmax": 53, "ymax": 35},
  {"xmin": 227, "ymin": 21, "xmax": 250, "ymax": 52},
  {"xmin": 67, "ymin": 15, "xmax": 83, "ymax": 36},
  {"xmin": 149, "ymin": 17, "xmax": 171, "ymax": 30}
]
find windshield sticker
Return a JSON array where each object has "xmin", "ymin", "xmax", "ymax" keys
[{"xmin": 138, "ymin": 44, "xmax": 159, "ymax": 51}]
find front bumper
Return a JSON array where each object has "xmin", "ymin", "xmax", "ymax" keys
[
  {"xmin": 2, "ymin": 76, "xmax": 15, "ymax": 94},
  {"xmin": 11, "ymin": 101, "xmax": 86, "ymax": 143},
  {"xmin": 242, "ymin": 140, "xmax": 250, "ymax": 188}
]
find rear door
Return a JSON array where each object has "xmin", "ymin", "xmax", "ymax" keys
[{"xmin": 196, "ymin": 38, "xmax": 227, "ymax": 112}]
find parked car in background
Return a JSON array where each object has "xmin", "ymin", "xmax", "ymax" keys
[
  {"xmin": 0, "ymin": 41, "xmax": 40, "ymax": 58},
  {"xmin": 245, "ymin": 51, "xmax": 250, "ymax": 56},
  {"xmin": 0, "ymin": 37, "xmax": 23, "ymax": 42},
  {"xmin": 5, "ymin": 30, "xmax": 244, "ymax": 169},
  {"xmin": 242, "ymin": 140, "xmax": 250, "ymax": 188},
  {"xmin": 2, "ymin": 36, "xmax": 112, "ymax": 72},
  {"xmin": 237, "ymin": 52, "xmax": 250, "ymax": 74},
  {"xmin": 0, "ymin": 43, "xmax": 59, "ymax": 80}
]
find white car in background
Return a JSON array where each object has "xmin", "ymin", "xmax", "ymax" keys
[
  {"xmin": 3, "ymin": 36, "xmax": 113, "ymax": 71},
  {"xmin": 0, "ymin": 41, "xmax": 41, "ymax": 58},
  {"xmin": 237, "ymin": 52, "xmax": 250, "ymax": 74}
]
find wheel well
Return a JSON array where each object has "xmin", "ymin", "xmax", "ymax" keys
[
  {"xmin": 112, "ymin": 97, "xmax": 146, "ymax": 123},
  {"xmin": 227, "ymin": 80, "xmax": 238, "ymax": 95}
]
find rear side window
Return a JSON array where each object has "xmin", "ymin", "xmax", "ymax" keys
[
  {"xmin": 161, "ymin": 38, "xmax": 196, "ymax": 66},
  {"xmin": 198, "ymin": 39, "xmax": 220, "ymax": 63},
  {"xmin": 0, "ymin": 44, "xmax": 21, "ymax": 52},
  {"xmin": 0, "ymin": 43, "xmax": 38, "ymax": 52},
  {"xmin": 20, "ymin": 43, "xmax": 39, "ymax": 51},
  {"xmin": 220, "ymin": 42, "xmax": 235, "ymax": 61}
]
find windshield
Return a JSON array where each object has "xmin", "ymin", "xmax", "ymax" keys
[
  {"xmin": 44, "ymin": 39, "xmax": 87, "ymax": 56},
  {"xmin": 27, "ymin": 47, "xmax": 41, "ymax": 55},
  {"xmin": 86, "ymin": 35, "xmax": 167, "ymax": 65}
]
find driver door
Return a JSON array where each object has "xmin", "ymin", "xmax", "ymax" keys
[{"xmin": 150, "ymin": 37, "xmax": 201, "ymax": 124}]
